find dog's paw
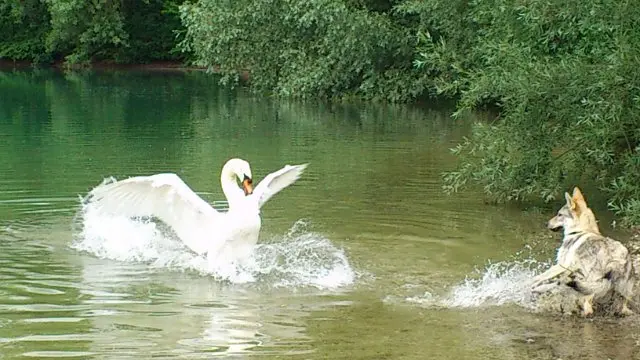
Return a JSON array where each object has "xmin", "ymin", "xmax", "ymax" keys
[
  {"xmin": 620, "ymin": 305, "xmax": 634, "ymax": 316},
  {"xmin": 581, "ymin": 307, "xmax": 594, "ymax": 317},
  {"xmin": 580, "ymin": 295, "xmax": 595, "ymax": 317}
]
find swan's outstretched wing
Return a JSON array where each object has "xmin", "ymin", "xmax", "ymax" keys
[
  {"xmin": 253, "ymin": 164, "xmax": 308, "ymax": 208},
  {"xmin": 85, "ymin": 173, "xmax": 220, "ymax": 255}
]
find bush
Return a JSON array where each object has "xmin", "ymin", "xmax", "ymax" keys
[
  {"xmin": 0, "ymin": 0, "xmax": 187, "ymax": 65},
  {"xmin": 179, "ymin": 0, "xmax": 432, "ymax": 101},
  {"xmin": 0, "ymin": 0, "xmax": 51, "ymax": 63},
  {"xmin": 418, "ymin": 0, "xmax": 640, "ymax": 226}
]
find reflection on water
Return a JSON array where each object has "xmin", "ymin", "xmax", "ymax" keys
[
  {"xmin": 1, "ymin": 69, "xmax": 639, "ymax": 359},
  {"xmin": 76, "ymin": 255, "xmax": 315, "ymax": 357}
]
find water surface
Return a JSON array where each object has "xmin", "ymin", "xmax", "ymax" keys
[{"xmin": 1, "ymin": 69, "xmax": 639, "ymax": 359}]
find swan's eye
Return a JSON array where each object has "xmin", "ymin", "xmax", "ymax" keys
[{"xmin": 243, "ymin": 174, "xmax": 252, "ymax": 184}]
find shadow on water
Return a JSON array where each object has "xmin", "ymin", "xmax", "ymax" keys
[{"xmin": 1, "ymin": 68, "xmax": 639, "ymax": 359}]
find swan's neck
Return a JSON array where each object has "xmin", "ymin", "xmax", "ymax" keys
[{"xmin": 220, "ymin": 169, "xmax": 244, "ymax": 207}]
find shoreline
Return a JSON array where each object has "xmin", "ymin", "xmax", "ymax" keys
[
  {"xmin": 0, "ymin": 59, "xmax": 203, "ymax": 71},
  {"xmin": 0, "ymin": 60, "xmax": 251, "ymax": 81}
]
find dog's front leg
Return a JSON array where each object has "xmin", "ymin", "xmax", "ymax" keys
[
  {"xmin": 531, "ymin": 282, "xmax": 560, "ymax": 294},
  {"xmin": 532, "ymin": 264, "xmax": 568, "ymax": 288}
]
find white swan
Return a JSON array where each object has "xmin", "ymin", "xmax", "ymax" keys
[{"xmin": 84, "ymin": 158, "xmax": 308, "ymax": 262}]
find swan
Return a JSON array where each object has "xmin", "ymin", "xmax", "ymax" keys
[{"xmin": 83, "ymin": 158, "xmax": 308, "ymax": 262}]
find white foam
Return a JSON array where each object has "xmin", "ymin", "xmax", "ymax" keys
[{"xmin": 71, "ymin": 203, "xmax": 355, "ymax": 290}]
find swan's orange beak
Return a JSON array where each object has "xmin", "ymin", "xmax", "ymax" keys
[{"xmin": 242, "ymin": 177, "xmax": 253, "ymax": 196}]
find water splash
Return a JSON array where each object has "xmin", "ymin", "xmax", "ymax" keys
[
  {"xmin": 406, "ymin": 246, "xmax": 553, "ymax": 310},
  {"xmin": 71, "ymin": 202, "xmax": 355, "ymax": 290},
  {"xmin": 440, "ymin": 258, "xmax": 545, "ymax": 308}
]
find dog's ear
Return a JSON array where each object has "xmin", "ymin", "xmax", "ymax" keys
[
  {"xmin": 564, "ymin": 192, "xmax": 575, "ymax": 210},
  {"xmin": 572, "ymin": 187, "xmax": 587, "ymax": 208}
]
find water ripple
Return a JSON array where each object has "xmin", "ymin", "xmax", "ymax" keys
[{"xmin": 0, "ymin": 216, "xmax": 345, "ymax": 359}]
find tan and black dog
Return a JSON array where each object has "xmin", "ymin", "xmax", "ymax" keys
[{"xmin": 532, "ymin": 187, "xmax": 635, "ymax": 316}]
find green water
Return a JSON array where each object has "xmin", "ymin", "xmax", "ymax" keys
[{"xmin": 0, "ymin": 69, "xmax": 639, "ymax": 359}]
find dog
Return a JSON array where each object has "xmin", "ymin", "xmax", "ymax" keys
[{"xmin": 531, "ymin": 187, "xmax": 635, "ymax": 316}]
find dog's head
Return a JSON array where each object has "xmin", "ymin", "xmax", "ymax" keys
[{"xmin": 547, "ymin": 187, "xmax": 601, "ymax": 234}]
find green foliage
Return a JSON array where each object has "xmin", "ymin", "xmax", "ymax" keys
[
  {"xmin": 44, "ymin": 0, "xmax": 129, "ymax": 64},
  {"xmin": 0, "ymin": 0, "xmax": 186, "ymax": 65},
  {"xmin": 0, "ymin": 0, "xmax": 51, "ymax": 63},
  {"xmin": 179, "ymin": 0, "xmax": 432, "ymax": 101},
  {"xmin": 427, "ymin": 0, "xmax": 640, "ymax": 226},
  {"xmin": 119, "ymin": 0, "xmax": 186, "ymax": 63}
]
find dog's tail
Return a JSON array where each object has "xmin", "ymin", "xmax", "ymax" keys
[{"xmin": 613, "ymin": 257, "xmax": 636, "ymax": 307}]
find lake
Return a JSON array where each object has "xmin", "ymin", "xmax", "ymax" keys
[{"xmin": 0, "ymin": 69, "xmax": 638, "ymax": 359}]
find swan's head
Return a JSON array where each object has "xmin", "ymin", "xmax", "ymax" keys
[{"xmin": 222, "ymin": 158, "xmax": 253, "ymax": 195}]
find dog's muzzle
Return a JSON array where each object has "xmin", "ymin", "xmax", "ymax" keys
[{"xmin": 547, "ymin": 221, "xmax": 562, "ymax": 232}]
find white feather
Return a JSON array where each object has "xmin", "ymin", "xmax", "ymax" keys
[{"xmin": 253, "ymin": 163, "xmax": 309, "ymax": 208}]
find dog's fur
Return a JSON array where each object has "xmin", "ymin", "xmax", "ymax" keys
[{"xmin": 531, "ymin": 187, "xmax": 635, "ymax": 316}]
